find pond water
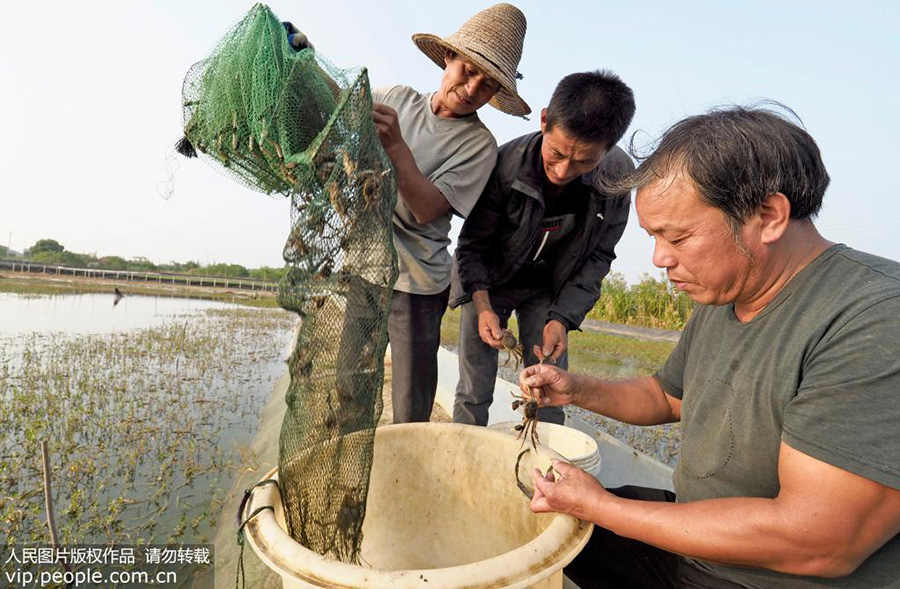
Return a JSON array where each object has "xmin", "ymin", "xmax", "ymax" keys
[
  {"xmin": 0, "ymin": 292, "xmax": 297, "ymax": 565},
  {"xmin": 0, "ymin": 292, "xmax": 241, "ymax": 335}
]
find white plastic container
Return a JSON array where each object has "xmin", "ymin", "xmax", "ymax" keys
[
  {"xmin": 489, "ymin": 421, "xmax": 602, "ymax": 479},
  {"xmin": 242, "ymin": 423, "xmax": 592, "ymax": 588}
]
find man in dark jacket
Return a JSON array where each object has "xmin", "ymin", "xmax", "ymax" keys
[{"xmin": 450, "ymin": 70, "xmax": 636, "ymax": 426}]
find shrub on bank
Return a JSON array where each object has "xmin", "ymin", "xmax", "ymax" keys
[
  {"xmin": 31, "ymin": 250, "xmax": 92, "ymax": 268},
  {"xmin": 589, "ymin": 272, "xmax": 695, "ymax": 331}
]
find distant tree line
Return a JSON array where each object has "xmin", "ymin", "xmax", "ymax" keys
[
  {"xmin": 7, "ymin": 240, "xmax": 695, "ymax": 327},
  {"xmin": 6, "ymin": 238, "xmax": 286, "ymax": 283}
]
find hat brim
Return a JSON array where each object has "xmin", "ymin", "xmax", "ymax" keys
[{"xmin": 412, "ymin": 33, "xmax": 531, "ymax": 117}]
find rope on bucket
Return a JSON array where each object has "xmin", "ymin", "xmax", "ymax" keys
[
  {"xmin": 235, "ymin": 478, "xmax": 280, "ymax": 589},
  {"xmin": 515, "ymin": 449, "xmax": 535, "ymax": 500},
  {"xmin": 515, "ymin": 449, "xmax": 560, "ymax": 501}
]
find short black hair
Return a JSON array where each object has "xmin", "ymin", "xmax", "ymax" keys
[
  {"xmin": 544, "ymin": 70, "xmax": 635, "ymax": 149},
  {"xmin": 619, "ymin": 103, "xmax": 830, "ymax": 228}
]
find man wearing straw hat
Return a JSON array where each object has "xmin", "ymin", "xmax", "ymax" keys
[{"xmin": 369, "ymin": 3, "xmax": 531, "ymax": 423}]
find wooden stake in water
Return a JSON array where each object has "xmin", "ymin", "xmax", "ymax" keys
[{"xmin": 40, "ymin": 441, "xmax": 64, "ymax": 560}]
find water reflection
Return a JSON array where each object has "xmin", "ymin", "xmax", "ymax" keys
[{"xmin": 0, "ymin": 292, "xmax": 240, "ymax": 335}]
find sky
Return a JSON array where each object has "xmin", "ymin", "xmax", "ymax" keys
[{"xmin": 2, "ymin": 1, "xmax": 898, "ymax": 283}]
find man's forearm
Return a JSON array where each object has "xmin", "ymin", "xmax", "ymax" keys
[
  {"xmin": 588, "ymin": 493, "xmax": 858, "ymax": 578},
  {"xmin": 573, "ymin": 375, "xmax": 679, "ymax": 425},
  {"xmin": 472, "ymin": 290, "xmax": 493, "ymax": 314},
  {"xmin": 385, "ymin": 142, "xmax": 450, "ymax": 224}
]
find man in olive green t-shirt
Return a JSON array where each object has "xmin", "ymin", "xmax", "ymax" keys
[{"xmin": 518, "ymin": 107, "xmax": 900, "ymax": 588}]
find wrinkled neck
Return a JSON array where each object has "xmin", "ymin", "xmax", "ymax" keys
[{"xmin": 734, "ymin": 222, "xmax": 832, "ymax": 322}]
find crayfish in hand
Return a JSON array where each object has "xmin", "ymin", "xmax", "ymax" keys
[
  {"xmin": 510, "ymin": 391, "xmax": 539, "ymax": 450},
  {"xmin": 499, "ymin": 328, "xmax": 524, "ymax": 370}
]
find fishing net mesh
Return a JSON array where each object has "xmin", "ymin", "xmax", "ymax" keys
[{"xmin": 180, "ymin": 3, "xmax": 397, "ymax": 563}]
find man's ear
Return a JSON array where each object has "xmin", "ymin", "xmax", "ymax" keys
[
  {"xmin": 443, "ymin": 49, "xmax": 456, "ymax": 67},
  {"xmin": 540, "ymin": 108, "xmax": 548, "ymax": 134},
  {"xmin": 759, "ymin": 192, "xmax": 791, "ymax": 245}
]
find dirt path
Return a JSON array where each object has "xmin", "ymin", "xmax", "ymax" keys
[{"xmin": 580, "ymin": 318, "xmax": 681, "ymax": 343}]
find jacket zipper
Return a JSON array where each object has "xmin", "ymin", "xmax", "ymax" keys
[{"xmin": 532, "ymin": 231, "xmax": 550, "ymax": 261}]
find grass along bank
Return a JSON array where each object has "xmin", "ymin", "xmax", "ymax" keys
[
  {"xmin": 440, "ymin": 305, "xmax": 681, "ymax": 466},
  {"xmin": 441, "ymin": 306, "xmax": 674, "ymax": 377}
]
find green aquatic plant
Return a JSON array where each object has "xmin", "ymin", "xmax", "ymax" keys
[{"xmin": 0, "ymin": 303, "xmax": 296, "ymax": 557}]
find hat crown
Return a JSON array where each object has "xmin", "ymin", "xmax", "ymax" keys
[
  {"xmin": 412, "ymin": 3, "xmax": 531, "ymax": 116},
  {"xmin": 445, "ymin": 3, "xmax": 526, "ymax": 79}
]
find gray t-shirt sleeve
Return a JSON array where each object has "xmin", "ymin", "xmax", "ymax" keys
[
  {"xmin": 782, "ymin": 296, "xmax": 900, "ymax": 490},
  {"xmin": 431, "ymin": 134, "xmax": 497, "ymax": 219},
  {"xmin": 372, "ymin": 84, "xmax": 497, "ymax": 218},
  {"xmin": 371, "ymin": 85, "xmax": 396, "ymax": 104}
]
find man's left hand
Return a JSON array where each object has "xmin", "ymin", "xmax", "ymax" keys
[
  {"xmin": 532, "ymin": 460, "xmax": 605, "ymax": 521},
  {"xmin": 534, "ymin": 319, "xmax": 568, "ymax": 364}
]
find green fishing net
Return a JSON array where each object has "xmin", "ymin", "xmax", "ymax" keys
[{"xmin": 179, "ymin": 3, "xmax": 398, "ymax": 563}]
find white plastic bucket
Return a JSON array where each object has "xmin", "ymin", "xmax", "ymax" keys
[
  {"xmin": 489, "ymin": 421, "xmax": 602, "ymax": 479},
  {"xmin": 242, "ymin": 423, "xmax": 592, "ymax": 588}
]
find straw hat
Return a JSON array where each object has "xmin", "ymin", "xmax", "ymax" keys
[{"xmin": 412, "ymin": 3, "xmax": 530, "ymax": 117}]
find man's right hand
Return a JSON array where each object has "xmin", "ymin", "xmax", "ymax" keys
[
  {"xmin": 477, "ymin": 310, "xmax": 505, "ymax": 349},
  {"xmin": 472, "ymin": 290, "xmax": 504, "ymax": 349},
  {"xmin": 372, "ymin": 103, "xmax": 405, "ymax": 156},
  {"xmin": 519, "ymin": 364, "xmax": 578, "ymax": 407}
]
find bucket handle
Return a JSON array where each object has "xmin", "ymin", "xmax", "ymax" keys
[
  {"xmin": 235, "ymin": 479, "xmax": 280, "ymax": 589},
  {"xmin": 236, "ymin": 478, "xmax": 280, "ymax": 530}
]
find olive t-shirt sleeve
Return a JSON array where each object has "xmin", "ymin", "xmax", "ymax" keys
[
  {"xmin": 783, "ymin": 296, "xmax": 900, "ymax": 490},
  {"xmin": 654, "ymin": 307, "xmax": 705, "ymax": 400}
]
